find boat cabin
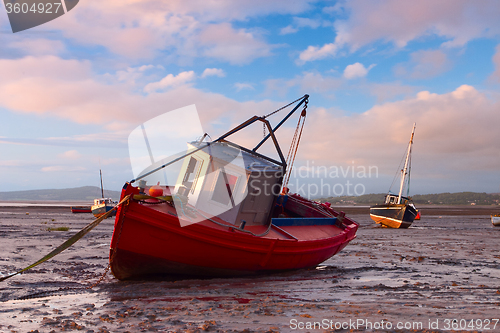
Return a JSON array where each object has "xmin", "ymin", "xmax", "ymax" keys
[
  {"xmin": 174, "ymin": 141, "xmax": 283, "ymax": 226},
  {"xmin": 93, "ymin": 198, "xmax": 115, "ymax": 206},
  {"xmin": 384, "ymin": 194, "xmax": 411, "ymax": 205}
]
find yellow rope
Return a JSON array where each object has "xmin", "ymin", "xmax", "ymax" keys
[
  {"xmin": 283, "ymin": 108, "xmax": 307, "ymax": 190},
  {"xmin": 0, "ymin": 195, "xmax": 130, "ymax": 283}
]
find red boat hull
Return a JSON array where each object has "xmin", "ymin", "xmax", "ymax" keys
[
  {"xmin": 71, "ymin": 206, "xmax": 91, "ymax": 213},
  {"xmin": 110, "ymin": 184, "xmax": 358, "ymax": 280}
]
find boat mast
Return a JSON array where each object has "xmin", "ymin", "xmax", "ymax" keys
[
  {"xmin": 397, "ymin": 123, "xmax": 416, "ymax": 204},
  {"xmin": 100, "ymin": 169, "xmax": 104, "ymax": 198}
]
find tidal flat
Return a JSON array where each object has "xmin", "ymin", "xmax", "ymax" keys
[{"xmin": 1, "ymin": 204, "xmax": 499, "ymax": 332}]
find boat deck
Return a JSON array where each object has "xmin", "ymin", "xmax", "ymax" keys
[{"xmin": 138, "ymin": 200, "xmax": 345, "ymax": 242}]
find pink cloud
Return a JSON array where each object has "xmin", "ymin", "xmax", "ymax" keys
[
  {"xmin": 343, "ymin": 62, "xmax": 376, "ymax": 79},
  {"xmin": 41, "ymin": 165, "xmax": 86, "ymax": 172},
  {"xmin": 201, "ymin": 68, "xmax": 226, "ymax": 78},
  {"xmin": 198, "ymin": 23, "xmax": 275, "ymax": 65},
  {"xmin": 264, "ymin": 72, "xmax": 342, "ymax": 98},
  {"xmin": 0, "ymin": 56, "xmax": 146, "ymax": 125},
  {"xmin": 0, "ymin": 56, "xmax": 288, "ymax": 137},
  {"xmin": 368, "ymin": 82, "xmax": 416, "ymax": 103},
  {"xmin": 489, "ymin": 44, "xmax": 500, "ymax": 83},
  {"xmin": 298, "ymin": 85, "xmax": 500, "ymax": 176},
  {"xmin": 298, "ymin": 43, "xmax": 338, "ymax": 63},
  {"xmin": 7, "ymin": 39, "xmax": 66, "ymax": 56},
  {"xmin": 42, "ymin": 0, "xmax": 313, "ymax": 61},
  {"xmin": 58, "ymin": 150, "xmax": 82, "ymax": 160},
  {"xmin": 394, "ymin": 49, "xmax": 451, "ymax": 79},
  {"xmin": 299, "ymin": 0, "xmax": 500, "ymax": 62},
  {"xmin": 144, "ymin": 71, "xmax": 196, "ymax": 93}
]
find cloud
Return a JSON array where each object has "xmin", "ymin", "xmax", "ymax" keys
[
  {"xmin": 201, "ymin": 68, "xmax": 226, "ymax": 78},
  {"xmin": 298, "ymin": 0, "xmax": 500, "ymax": 63},
  {"xmin": 280, "ymin": 17, "xmax": 325, "ymax": 35},
  {"xmin": 280, "ymin": 25, "xmax": 298, "ymax": 35},
  {"xmin": 7, "ymin": 38, "xmax": 66, "ymax": 56},
  {"xmin": 157, "ymin": 0, "xmax": 314, "ymax": 21},
  {"xmin": 144, "ymin": 71, "xmax": 196, "ymax": 93},
  {"xmin": 0, "ymin": 160, "xmax": 22, "ymax": 167},
  {"xmin": 0, "ymin": 133, "xmax": 127, "ymax": 149},
  {"xmin": 0, "ymin": 55, "xmax": 293, "ymax": 141},
  {"xmin": 394, "ymin": 50, "xmax": 451, "ymax": 79},
  {"xmin": 298, "ymin": 43, "xmax": 338, "ymax": 63},
  {"xmin": 234, "ymin": 83, "xmax": 255, "ymax": 91},
  {"xmin": 41, "ymin": 166, "xmax": 86, "ymax": 172},
  {"xmin": 0, "ymin": 56, "xmax": 147, "ymax": 126},
  {"xmin": 58, "ymin": 150, "xmax": 82, "ymax": 160},
  {"xmin": 293, "ymin": 17, "xmax": 323, "ymax": 29},
  {"xmin": 368, "ymin": 82, "xmax": 416, "ymax": 103},
  {"xmin": 198, "ymin": 23, "xmax": 275, "ymax": 65},
  {"xmin": 298, "ymin": 85, "xmax": 500, "ymax": 182},
  {"xmin": 489, "ymin": 44, "xmax": 500, "ymax": 83},
  {"xmin": 115, "ymin": 65, "xmax": 161, "ymax": 85},
  {"xmin": 41, "ymin": 0, "xmax": 312, "ymax": 61},
  {"xmin": 264, "ymin": 72, "xmax": 343, "ymax": 98},
  {"xmin": 343, "ymin": 62, "xmax": 376, "ymax": 79}
]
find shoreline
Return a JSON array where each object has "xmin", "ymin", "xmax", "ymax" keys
[{"xmin": 1, "ymin": 200, "xmax": 498, "ymax": 214}]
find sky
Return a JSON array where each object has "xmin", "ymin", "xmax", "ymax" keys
[{"xmin": 1, "ymin": 0, "xmax": 500, "ymax": 197}]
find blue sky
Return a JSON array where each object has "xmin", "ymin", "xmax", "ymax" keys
[{"xmin": 1, "ymin": 0, "xmax": 500, "ymax": 197}]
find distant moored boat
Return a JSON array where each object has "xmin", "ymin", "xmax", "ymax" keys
[
  {"xmin": 370, "ymin": 123, "xmax": 418, "ymax": 228},
  {"xmin": 70, "ymin": 206, "xmax": 91, "ymax": 213},
  {"xmin": 91, "ymin": 198, "xmax": 117, "ymax": 218},
  {"xmin": 91, "ymin": 169, "xmax": 117, "ymax": 218},
  {"xmin": 492, "ymin": 214, "xmax": 500, "ymax": 226}
]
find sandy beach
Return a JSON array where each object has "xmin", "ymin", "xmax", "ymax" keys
[{"xmin": 1, "ymin": 204, "xmax": 499, "ymax": 332}]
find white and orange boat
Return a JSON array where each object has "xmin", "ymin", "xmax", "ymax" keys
[{"xmin": 492, "ymin": 214, "xmax": 500, "ymax": 227}]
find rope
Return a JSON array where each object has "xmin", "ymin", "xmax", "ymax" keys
[
  {"xmin": 262, "ymin": 95, "xmax": 307, "ymax": 119},
  {"xmin": 282, "ymin": 102, "xmax": 307, "ymax": 190},
  {"xmin": 0, "ymin": 195, "xmax": 131, "ymax": 283},
  {"xmin": 406, "ymin": 147, "xmax": 412, "ymax": 198},
  {"xmin": 388, "ymin": 148, "xmax": 407, "ymax": 194},
  {"xmin": 84, "ymin": 197, "xmax": 130, "ymax": 291}
]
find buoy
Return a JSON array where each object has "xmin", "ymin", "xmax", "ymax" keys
[{"xmin": 149, "ymin": 182, "xmax": 163, "ymax": 197}]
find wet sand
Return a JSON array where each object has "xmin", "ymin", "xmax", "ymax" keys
[{"xmin": 1, "ymin": 205, "xmax": 499, "ymax": 332}]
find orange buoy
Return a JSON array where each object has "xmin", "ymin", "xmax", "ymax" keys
[{"xmin": 149, "ymin": 182, "xmax": 163, "ymax": 197}]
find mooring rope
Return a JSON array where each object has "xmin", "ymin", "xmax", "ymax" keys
[{"xmin": 0, "ymin": 195, "xmax": 131, "ymax": 283}]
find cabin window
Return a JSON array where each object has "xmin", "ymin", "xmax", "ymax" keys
[
  {"xmin": 211, "ymin": 170, "xmax": 238, "ymax": 206},
  {"xmin": 182, "ymin": 157, "xmax": 202, "ymax": 193}
]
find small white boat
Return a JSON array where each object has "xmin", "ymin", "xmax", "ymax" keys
[
  {"xmin": 91, "ymin": 197, "xmax": 117, "ymax": 218},
  {"xmin": 91, "ymin": 169, "xmax": 117, "ymax": 218},
  {"xmin": 492, "ymin": 214, "xmax": 500, "ymax": 227}
]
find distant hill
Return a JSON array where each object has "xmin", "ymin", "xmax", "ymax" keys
[
  {"xmin": 0, "ymin": 186, "xmax": 121, "ymax": 201},
  {"xmin": 320, "ymin": 192, "xmax": 500, "ymax": 206}
]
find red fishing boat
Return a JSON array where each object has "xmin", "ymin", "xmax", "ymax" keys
[
  {"xmin": 70, "ymin": 206, "xmax": 91, "ymax": 213},
  {"xmin": 109, "ymin": 95, "xmax": 359, "ymax": 280}
]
